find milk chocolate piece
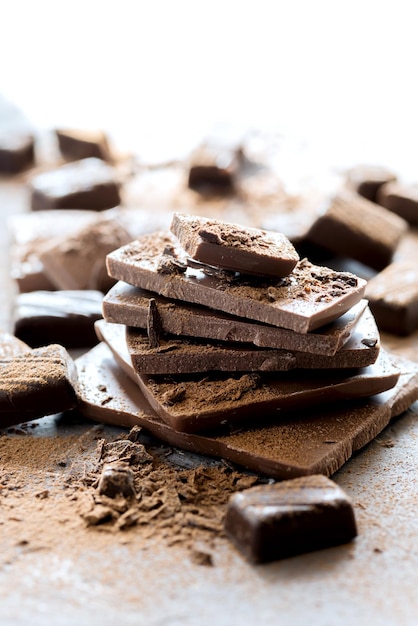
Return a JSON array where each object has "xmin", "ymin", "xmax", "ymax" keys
[
  {"xmin": 366, "ymin": 260, "xmax": 418, "ymax": 335},
  {"xmin": 306, "ymin": 191, "xmax": 408, "ymax": 271},
  {"xmin": 39, "ymin": 215, "xmax": 132, "ymax": 292},
  {"xmin": 96, "ymin": 321, "xmax": 397, "ymax": 434},
  {"xmin": 377, "ymin": 181, "xmax": 418, "ymax": 225},
  {"xmin": 170, "ymin": 213, "xmax": 299, "ymax": 278},
  {"xmin": 8, "ymin": 210, "xmax": 98, "ymax": 293},
  {"xmin": 103, "ymin": 283, "xmax": 367, "ymax": 356},
  {"xmin": 123, "ymin": 306, "xmax": 379, "ymax": 374},
  {"xmin": 75, "ymin": 342, "xmax": 418, "ymax": 479},
  {"xmin": 106, "ymin": 232, "xmax": 367, "ymax": 333},
  {"xmin": 346, "ymin": 165, "xmax": 397, "ymax": 203},
  {"xmin": 187, "ymin": 142, "xmax": 241, "ymax": 194},
  {"xmin": 30, "ymin": 157, "xmax": 121, "ymax": 211},
  {"xmin": 0, "ymin": 344, "xmax": 78, "ymax": 428},
  {"xmin": 55, "ymin": 129, "xmax": 112, "ymax": 162},
  {"xmin": 224, "ymin": 475, "xmax": 357, "ymax": 562},
  {"xmin": 14, "ymin": 290, "xmax": 103, "ymax": 348},
  {"xmin": 0, "ymin": 130, "xmax": 35, "ymax": 174}
]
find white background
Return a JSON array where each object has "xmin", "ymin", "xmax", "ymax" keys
[{"xmin": 1, "ymin": 0, "xmax": 418, "ymax": 177}]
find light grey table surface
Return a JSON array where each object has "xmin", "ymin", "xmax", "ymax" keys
[{"xmin": 1, "ymin": 96, "xmax": 418, "ymax": 626}]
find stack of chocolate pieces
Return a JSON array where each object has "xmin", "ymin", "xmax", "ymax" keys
[{"xmin": 73, "ymin": 213, "xmax": 418, "ymax": 480}]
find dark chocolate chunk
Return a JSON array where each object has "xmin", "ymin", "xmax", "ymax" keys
[
  {"xmin": 98, "ymin": 464, "xmax": 136, "ymax": 498},
  {"xmin": 170, "ymin": 213, "xmax": 299, "ymax": 278},
  {"xmin": 75, "ymin": 342, "xmax": 418, "ymax": 480},
  {"xmin": 13, "ymin": 290, "xmax": 104, "ymax": 348},
  {"xmin": 377, "ymin": 181, "xmax": 418, "ymax": 225},
  {"xmin": 29, "ymin": 157, "xmax": 121, "ymax": 211},
  {"xmin": 224, "ymin": 475, "xmax": 357, "ymax": 562},
  {"xmin": 103, "ymin": 282, "xmax": 368, "ymax": 356},
  {"xmin": 187, "ymin": 142, "xmax": 242, "ymax": 194},
  {"xmin": 306, "ymin": 190, "xmax": 408, "ymax": 271},
  {"xmin": 346, "ymin": 164, "xmax": 397, "ymax": 203},
  {"xmin": 146, "ymin": 298, "xmax": 162, "ymax": 348},
  {"xmin": 55, "ymin": 128, "xmax": 112, "ymax": 162},
  {"xmin": 0, "ymin": 130, "xmax": 35, "ymax": 174},
  {"xmin": 96, "ymin": 321, "xmax": 398, "ymax": 434},
  {"xmin": 0, "ymin": 344, "xmax": 78, "ymax": 428},
  {"xmin": 122, "ymin": 305, "xmax": 379, "ymax": 374},
  {"xmin": 39, "ymin": 214, "xmax": 132, "ymax": 292},
  {"xmin": 366, "ymin": 260, "xmax": 418, "ymax": 335},
  {"xmin": 106, "ymin": 232, "xmax": 367, "ymax": 333}
]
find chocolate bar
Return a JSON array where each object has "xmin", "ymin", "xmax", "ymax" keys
[
  {"xmin": 0, "ymin": 344, "xmax": 78, "ymax": 428},
  {"xmin": 55, "ymin": 128, "xmax": 112, "ymax": 162},
  {"xmin": 30, "ymin": 157, "xmax": 121, "ymax": 211},
  {"xmin": 377, "ymin": 181, "xmax": 418, "ymax": 225},
  {"xmin": 366, "ymin": 260, "xmax": 418, "ymax": 336},
  {"xmin": 170, "ymin": 213, "xmax": 299, "ymax": 277},
  {"xmin": 103, "ymin": 282, "xmax": 368, "ymax": 356},
  {"xmin": 123, "ymin": 305, "xmax": 379, "ymax": 374},
  {"xmin": 14, "ymin": 290, "xmax": 104, "ymax": 348},
  {"xmin": 39, "ymin": 214, "xmax": 132, "ymax": 292},
  {"xmin": 75, "ymin": 341, "xmax": 418, "ymax": 479},
  {"xmin": 106, "ymin": 232, "xmax": 367, "ymax": 333},
  {"xmin": 346, "ymin": 164, "xmax": 397, "ymax": 203},
  {"xmin": 224, "ymin": 475, "xmax": 357, "ymax": 562},
  {"xmin": 0, "ymin": 130, "xmax": 35, "ymax": 174},
  {"xmin": 306, "ymin": 191, "xmax": 408, "ymax": 271},
  {"xmin": 96, "ymin": 321, "xmax": 397, "ymax": 433}
]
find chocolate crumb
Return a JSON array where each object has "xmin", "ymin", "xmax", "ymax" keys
[{"xmin": 147, "ymin": 298, "xmax": 162, "ymax": 348}]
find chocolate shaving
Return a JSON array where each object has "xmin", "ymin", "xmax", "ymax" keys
[{"xmin": 147, "ymin": 298, "xmax": 162, "ymax": 348}]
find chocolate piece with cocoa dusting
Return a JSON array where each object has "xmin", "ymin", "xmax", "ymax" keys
[
  {"xmin": 187, "ymin": 142, "xmax": 242, "ymax": 195},
  {"xmin": 95, "ymin": 321, "xmax": 397, "ymax": 434},
  {"xmin": 29, "ymin": 157, "xmax": 121, "ymax": 211},
  {"xmin": 14, "ymin": 290, "xmax": 104, "ymax": 348},
  {"xmin": 106, "ymin": 232, "xmax": 366, "ymax": 333},
  {"xmin": 366, "ymin": 260, "xmax": 418, "ymax": 336},
  {"xmin": 0, "ymin": 130, "xmax": 35, "ymax": 174},
  {"xmin": 346, "ymin": 164, "xmax": 397, "ymax": 203},
  {"xmin": 170, "ymin": 213, "xmax": 299, "ymax": 278},
  {"xmin": 122, "ymin": 305, "xmax": 379, "ymax": 374},
  {"xmin": 377, "ymin": 181, "xmax": 418, "ymax": 225},
  {"xmin": 75, "ymin": 341, "xmax": 418, "ymax": 480},
  {"xmin": 0, "ymin": 344, "xmax": 78, "ymax": 428},
  {"xmin": 55, "ymin": 128, "xmax": 112, "ymax": 163},
  {"xmin": 306, "ymin": 190, "xmax": 407, "ymax": 271},
  {"xmin": 103, "ymin": 282, "xmax": 368, "ymax": 356},
  {"xmin": 40, "ymin": 214, "xmax": 132, "ymax": 292},
  {"xmin": 224, "ymin": 475, "xmax": 357, "ymax": 563}
]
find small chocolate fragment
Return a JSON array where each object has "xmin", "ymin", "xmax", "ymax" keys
[
  {"xmin": 30, "ymin": 157, "xmax": 121, "ymax": 211},
  {"xmin": 98, "ymin": 464, "xmax": 136, "ymax": 498},
  {"xmin": 147, "ymin": 298, "xmax": 162, "ymax": 348},
  {"xmin": 75, "ymin": 342, "xmax": 418, "ymax": 479},
  {"xmin": 170, "ymin": 213, "xmax": 299, "ymax": 278},
  {"xmin": 103, "ymin": 282, "xmax": 368, "ymax": 356},
  {"xmin": 106, "ymin": 232, "xmax": 367, "ymax": 333},
  {"xmin": 0, "ymin": 344, "xmax": 78, "ymax": 428},
  {"xmin": 14, "ymin": 290, "xmax": 104, "ymax": 348},
  {"xmin": 55, "ymin": 128, "xmax": 112, "ymax": 162},
  {"xmin": 306, "ymin": 191, "xmax": 408, "ymax": 271},
  {"xmin": 96, "ymin": 321, "xmax": 397, "ymax": 434},
  {"xmin": 122, "ymin": 305, "xmax": 379, "ymax": 374},
  {"xmin": 187, "ymin": 142, "xmax": 242, "ymax": 194},
  {"xmin": 224, "ymin": 475, "xmax": 357, "ymax": 563},
  {"xmin": 366, "ymin": 260, "xmax": 418, "ymax": 335},
  {"xmin": 0, "ymin": 130, "xmax": 35, "ymax": 174},
  {"xmin": 377, "ymin": 181, "xmax": 418, "ymax": 225},
  {"xmin": 346, "ymin": 164, "xmax": 397, "ymax": 203},
  {"xmin": 39, "ymin": 214, "xmax": 132, "ymax": 292}
]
